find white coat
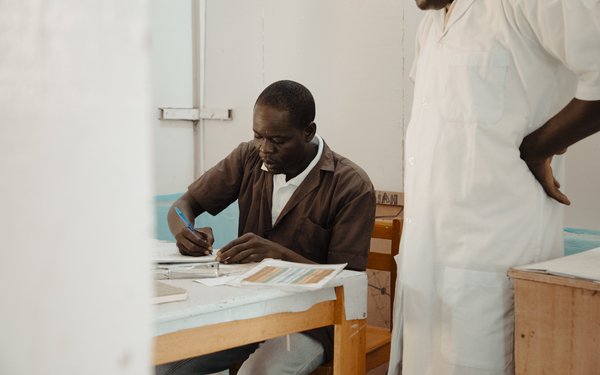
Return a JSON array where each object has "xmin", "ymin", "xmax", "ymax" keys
[{"xmin": 388, "ymin": 0, "xmax": 600, "ymax": 374}]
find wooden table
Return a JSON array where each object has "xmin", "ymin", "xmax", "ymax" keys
[
  {"xmin": 154, "ymin": 271, "xmax": 367, "ymax": 374},
  {"xmin": 508, "ymin": 268, "xmax": 600, "ymax": 374}
]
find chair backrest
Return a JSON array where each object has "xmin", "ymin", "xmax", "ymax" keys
[{"xmin": 366, "ymin": 218, "xmax": 403, "ymax": 326}]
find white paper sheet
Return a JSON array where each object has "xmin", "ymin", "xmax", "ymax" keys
[
  {"xmin": 152, "ymin": 239, "xmax": 216, "ymax": 263},
  {"xmin": 195, "ymin": 275, "xmax": 240, "ymax": 286},
  {"xmin": 516, "ymin": 247, "xmax": 600, "ymax": 282},
  {"xmin": 193, "ymin": 263, "xmax": 254, "ymax": 285}
]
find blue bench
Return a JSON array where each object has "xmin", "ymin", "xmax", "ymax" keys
[
  {"xmin": 155, "ymin": 194, "xmax": 599, "ymax": 256},
  {"xmin": 154, "ymin": 193, "xmax": 239, "ymax": 249}
]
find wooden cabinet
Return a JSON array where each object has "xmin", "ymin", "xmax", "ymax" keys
[{"xmin": 508, "ymin": 268, "xmax": 600, "ymax": 375}]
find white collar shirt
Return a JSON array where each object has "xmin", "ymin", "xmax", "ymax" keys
[{"xmin": 262, "ymin": 134, "xmax": 323, "ymax": 226}]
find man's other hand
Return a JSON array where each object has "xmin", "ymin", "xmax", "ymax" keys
[
  {"xmin": 216, "ymin": 233, "xmax": 288, "ymax": 264},
  {"xmin": 520, "ymin": 138, "xmax": 570, "ymax": 205}
]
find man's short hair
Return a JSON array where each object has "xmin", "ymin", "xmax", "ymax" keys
[{"xmin": 255, "ymin": 80, "xmax": 316, "ymax": 129}]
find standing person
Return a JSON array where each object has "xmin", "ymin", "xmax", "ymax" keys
[
  {"xmin": 389, "ymin": 1, "xmax": 600, "ymax": 374},
  {"xmin": 157, "ymin": 79, "xmax": 376, "ymax": 375}
]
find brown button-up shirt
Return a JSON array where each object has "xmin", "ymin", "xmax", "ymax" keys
[
  {"xmin": 188, "ymin": 140, "xmax": 375, "ymax": 271},
  {"xmin": 187, "ymin": 139, "xmax": 376, "ymax": 359}
]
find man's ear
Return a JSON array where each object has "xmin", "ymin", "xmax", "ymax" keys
[{"xmin": 304, "ymin": 122, "xmax": 317, "ymax": 142}]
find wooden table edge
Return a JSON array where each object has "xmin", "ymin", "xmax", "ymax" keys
[
  {"xmin": 154, "ymin": 285, "xmax": 367, "ymax": 375},
  {"xmin": 508, "ymin": 268, "xmax": 600, "ymax": 291}
]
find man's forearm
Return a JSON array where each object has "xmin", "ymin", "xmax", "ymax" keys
[
  {"xmin": 519, "ymin": 98, "xmax": 600, "ymax": 204},
  {"xmin": 168, "ymin": 194, "xmax": 204, "ymax": 236},
  {"xmin": 522, "ymin": 98, "xmax": 600, "ymax": 158}
]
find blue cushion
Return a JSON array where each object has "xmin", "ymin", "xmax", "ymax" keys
[{"xmin": 564, "ymin": 227, "xmax": 600, "ymax": 256}]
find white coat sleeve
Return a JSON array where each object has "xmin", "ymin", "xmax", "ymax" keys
[{"xmin": 516, "ymin": 0, "xmax": 600, "ymax": 100}]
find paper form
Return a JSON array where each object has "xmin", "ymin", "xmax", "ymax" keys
[
  {"xmin": 234, "ymin": 259, "xmax": 346, "ymax": 291},
  {"xmin": 152, "ymin": 239, "xmax": 217, "ymax": 264}
]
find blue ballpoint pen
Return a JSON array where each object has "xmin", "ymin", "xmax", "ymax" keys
[{"xmin": 174, "ymin": 207, "xmax": 195, "ymax": 232}]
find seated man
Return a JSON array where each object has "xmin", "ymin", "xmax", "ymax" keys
[{"xmin": 157, "ymin": 80, "xmax": 376, "ymax": 375}]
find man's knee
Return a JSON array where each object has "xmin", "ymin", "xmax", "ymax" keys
[{"xmin": 238, "ymin": 334, "xmax": 324, "ymax": 375}]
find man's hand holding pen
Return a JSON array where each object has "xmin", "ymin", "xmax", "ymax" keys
[
  {"xmin": 175, "ymin": 227, "xmax": 214, "ymax": 256},
  {"xmin": 173, "ymin": 206, "xmax": 214, "ymax": 256}
]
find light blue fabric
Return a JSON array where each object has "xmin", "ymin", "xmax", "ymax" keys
[
  {"xmin": 154, "ymin": 193, "xmax": 184, "ymax": 241},
  {"xmin": 563, "ymin": 227, "xmax": 600, "ymax": 256},
  {"xmin": 154, "ymin": 193, "xmax": 239, "ymax": 248}
]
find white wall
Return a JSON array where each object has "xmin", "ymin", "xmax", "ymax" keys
[
  {"xmin": 0, "ymin": 1, "xmax": 153, "ymax": 374},
  {"xmin": 564, "ymin": 133, "xmax": 600, "ymax": 230},
  {"xmin": 153, "ymin": 0, "xmax": 420, "ymax": 195},
  {"xmin": 152, "ymin": 0, "xmax": 195, "ymax": 194},
  {"xmin": 152, "ymin": 1, "xmax": 599, "ymax": 228},
  {"xmin": 202, "ymin": 0, "xmax": 410, "ymax": 193}
]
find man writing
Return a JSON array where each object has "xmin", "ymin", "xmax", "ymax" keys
[{"xmin": 158, "ymin": 80, "xmax": 376, "ymax": 375}]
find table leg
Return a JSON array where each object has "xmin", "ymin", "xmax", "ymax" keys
[{"xmin": 332, "ymin": 286, "xmax": 366, "ymax": 375}]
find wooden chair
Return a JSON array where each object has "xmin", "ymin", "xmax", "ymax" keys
[{"xmin": 311, "ymin": 218, "xmax": 403, "ymax": 374}]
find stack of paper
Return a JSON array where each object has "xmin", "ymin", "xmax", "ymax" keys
[
  {"xmin": 152, "ymin": 240, "xmax": 219, "ymax": 279},
  {"xmin": 154, "ymin": 263, "xmax": 220, "ymax": 279},
  {"xmin": 516, "ymin": 247, "xmax": 600, "ymax": 282}
]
